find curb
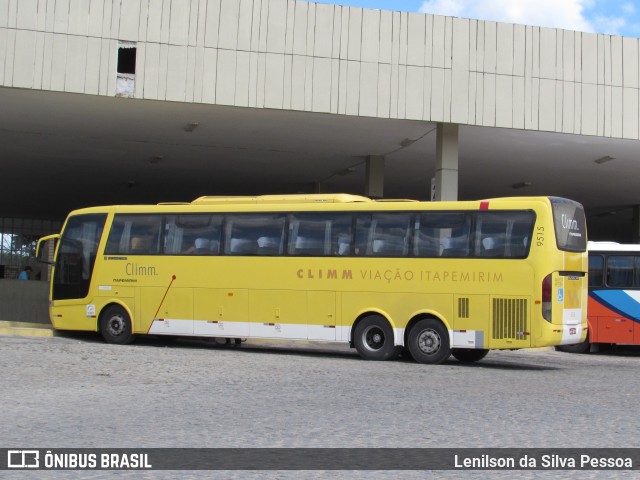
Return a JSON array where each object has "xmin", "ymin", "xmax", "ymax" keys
[{"xmin": 0, "ymin": 321, "xmax": 55, "ymax": 338}]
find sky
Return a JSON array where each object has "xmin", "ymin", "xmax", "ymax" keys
[{"xmin": 308, "ymin": 0, "xmax": 640, "ymax": 38}]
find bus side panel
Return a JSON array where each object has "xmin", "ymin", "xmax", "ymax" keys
[
  {"xmin": 50, "ymin": 301, "xmax": 98, "ymax": 331},
  {"xmin": 452, "ymin": 294, "xmax": 490, "ymax": 349},
  {"xmin": 193, "ymin": 288, "xmax": 250, "ymax": 337},
  {"xmin": 249, "ymin": 290, "xmax": 307, "ymax": 339},
  {"xmin": 589, "ymin": 290, "xmax": 640, "ymax": 344},
  {"xmin": 307, "ymin": 291, "xmax": 337, "ymax": 341},
  {"xmin": 52, "ymin": 285, "xmax": 136, "ymax": 332},
  {"xmin": 141, "ymin": 287, "xmax": 193, "ymax": 335},
  {"xmin": 487, "ymin": 295, "xmax": 531, "ymax": 350}
]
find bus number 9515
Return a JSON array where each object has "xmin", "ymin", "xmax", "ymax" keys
[{"xmin": 536, "ymin": 226, "xmax": 545, "ymax": 246}]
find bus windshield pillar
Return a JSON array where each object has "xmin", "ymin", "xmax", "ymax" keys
[{"xmin": 434, "ymin": 123, "xmax": 459, "ymax": 201}]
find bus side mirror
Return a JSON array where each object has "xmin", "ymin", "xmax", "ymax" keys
[{"xmin": 36, "ymin": 234, "xmax": 60, "ymax": 266}]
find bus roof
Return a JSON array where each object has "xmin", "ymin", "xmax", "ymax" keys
[
  {"xmin": 588, "ymin": 241, "xmax": 640, "ymax": 252},
  {"xmin": 190, "ymin": 194, "xmax": 563, "ymax": 206},
  {"xmin": 63, "ymin": 195, "xmax": 571, "ymax": 217}
]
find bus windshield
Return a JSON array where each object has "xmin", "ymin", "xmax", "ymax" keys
[{"xmin": 53, "ymin": 214, "xmax": 106, "ymax": 300}]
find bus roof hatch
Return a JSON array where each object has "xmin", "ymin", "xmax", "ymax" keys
[{"xmin": 191, "ymin": 194, "xmax": 372, "ymax": 205}]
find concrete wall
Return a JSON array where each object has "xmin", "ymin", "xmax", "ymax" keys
[
  {"xmin": 0, "ymin": 279, "xmax": 50, "ymax": 324},
  {"xmin": 1, "ymin": 0, "xmax": 639, "ymax": 139}
]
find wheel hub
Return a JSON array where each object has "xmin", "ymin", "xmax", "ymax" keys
[
  {"xmin": 417, "ymin": 329, "xmax": 441, "ymax": 355},
  {"xmin": 108, "ymin": 315, "xmax": 125, "ymax": 336},
  {"xmin": 363, "ymin": 326, "xmax": 385, "ymax": 351}
]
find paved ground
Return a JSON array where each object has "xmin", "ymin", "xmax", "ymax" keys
[{"xmin": 2, "ymin": 331, "xmax": 640, "ymax": 479}]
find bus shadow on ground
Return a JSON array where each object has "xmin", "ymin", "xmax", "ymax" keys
[
  {"xmin": 589, "ymin": 345, "xmax": 640, "ymax": 357},
  {"xmin": 448, "ymin": 359, "xmax": 560, "ymax": 371},
  {"xmin": 51, "ymin": 331, "xmax": 559, "ymax": 370}
]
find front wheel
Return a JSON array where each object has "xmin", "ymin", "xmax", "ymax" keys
[
  {"xmin": 353, "ymin": 315, "xmax": 397, "ymax": 361},
  {"xmin": 451, "ymin": 348, "xmax": 489, "ymax": 363},
  {"xmin": 407, "ymin": 319, "xmax": 450, "ymax": 364},
  {"xmin": 100, "ymin": 305, "xmax": 134, "ymax": 345}
]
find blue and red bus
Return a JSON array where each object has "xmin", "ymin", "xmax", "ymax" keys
[{"xmin": 558, "ymin": 241, "xmax": 640, "ymax": 353}]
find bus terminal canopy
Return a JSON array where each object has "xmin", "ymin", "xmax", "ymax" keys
[{"xmin": 1, "ymin": 87, "xmax": 638, "ymax": 242}]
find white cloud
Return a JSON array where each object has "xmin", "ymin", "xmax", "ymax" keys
[
  {"xmin": 622, "ymin": 3, "xmax": 636, "ymax": 15},
  {"xmin": 419, "ymin": 0, "xmax": 595, "ymax": 32},
  {"xmin": 592, "ymin": 15, "xmax": 627, "ymax": 35}
]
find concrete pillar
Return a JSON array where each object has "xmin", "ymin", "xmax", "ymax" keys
[
  {"xmin": 633, "ymin": 206, "xmax": 640, "ymax": 244},
  {"xmin": 365, "ymin": 155, "xmax": 385, "ymax": 199},
  {"xmin": 433, "ymin": 123, "xmax": 459, "ymax": 201}
]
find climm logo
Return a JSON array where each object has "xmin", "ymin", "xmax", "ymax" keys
[
  {"xmin": 297, "ymin": 268, "xmax": 353, "ymax": 280},
  {"xmin": 126, "ymin": 263, "xmax": 158, "ymax": 276},
  {"xmin": 561, "ymin": 214, "xmax": 579, "ymax": 230}
]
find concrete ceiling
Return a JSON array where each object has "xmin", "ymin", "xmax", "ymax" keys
[{"xmin": 1, "ymin": 87, "xmax": 638, "ymax": 241}]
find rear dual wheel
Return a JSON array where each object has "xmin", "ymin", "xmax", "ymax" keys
[
  {"xmin": 353, "ymin": 315, "xmax": 400, "ymax": 361},
  {"xmin": 355, "ymin": 316, "xmax": 454, "ymax": 364},
  {"xmin": 406, "ymin": 318, "xmax": 451, "ymax": 365}
]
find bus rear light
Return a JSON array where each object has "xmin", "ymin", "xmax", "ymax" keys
[
  {"xmin": 542, "ymin": 273, "xmax": 552, "ymax": 322},
  {"xmin": 480, "ymin": 201, "xmax": 489, "ymax": 210}
]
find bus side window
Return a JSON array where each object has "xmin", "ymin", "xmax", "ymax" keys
[
  {"xmin": 355, "ymin": 213, "xmax": 411, "ymax": 257},
  {"xmin": 415, "ymin": 213, "xmax": 470, "ymax": 258},
  {"xmin": 413, "ymin": 231, "xmax": 440, "ymax": 257},
  {"xmin": 330, "ymin": 215, "xmax": 352, "ymax": 256},
  {"xmin": 354, "ymin": 215, "xmax": 372, "ymax": 256},
  {"xmin": 441, "ymin": 228, "xmax": 471, "ymax": 257},
  {"xmin": 225, "ymin": 218, "xmax": 256, "ymax": 255},
  {"xmin": 480, "ymin": 237, "xmax": 502, "ymax": 257},
  {"xmin": 105, "ymin": 214, "xmax": 161, "ymax": 255},
  {"xmin": 476, "ymin": 213, "xmax": 506, "ymax": 258},
  {"xmin": 475, "ymin": 211, "xmax": 534, "ymax": 258},
  {"xmin": 588, "ymin": 255, "xmax": 604, "ymax": 287},
  {"xmin": 288, "ymin": 214, "xmax": 326, "ymax": 256},
  {"xmin": 225, "ymin": 214, "xmax": 286, "ymax": 256},
  {"xmin": 607, "ymin": 256, "xmax": 634, "ymax": 287},
  {"xmin": 162, "ymin": 214, "xmax": 223, "ymax": 255},
  {"xmin": 506, "ymin": 213, "xmax": 535, "ymax": 257},
  {"xmin": 287, "ymin": 213, "xmax": 352, "ymax": 257},
  {"xmin": 105, "ymin": 217, "xmax": 128, "ymax": 254},
  {"xmin": 130, "ymin": 235, "xmax": 150, "ymax": 254}
]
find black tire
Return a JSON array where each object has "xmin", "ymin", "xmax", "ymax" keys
[
  {"xmin": 555, "ymin": 333, "xmax": 590, "ymax": 354},
  {"xmin": 407, "ymin": 318, "xmax": 451, "ymax": 364},
  {"xmin": 451, "ymin": 348, "xmax": 489, "ymax": 363},
  {"xmin": 353, "ymin": 315, "xmax": 397, "ymax": 361},
  {"xmin": 100, "ymin": 305, "xmax": 134, "ymax": 345}
]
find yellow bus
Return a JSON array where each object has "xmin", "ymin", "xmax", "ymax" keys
[{"xmin": 37, "ymin": 194, "xmax": 588, "ymax": 364}]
